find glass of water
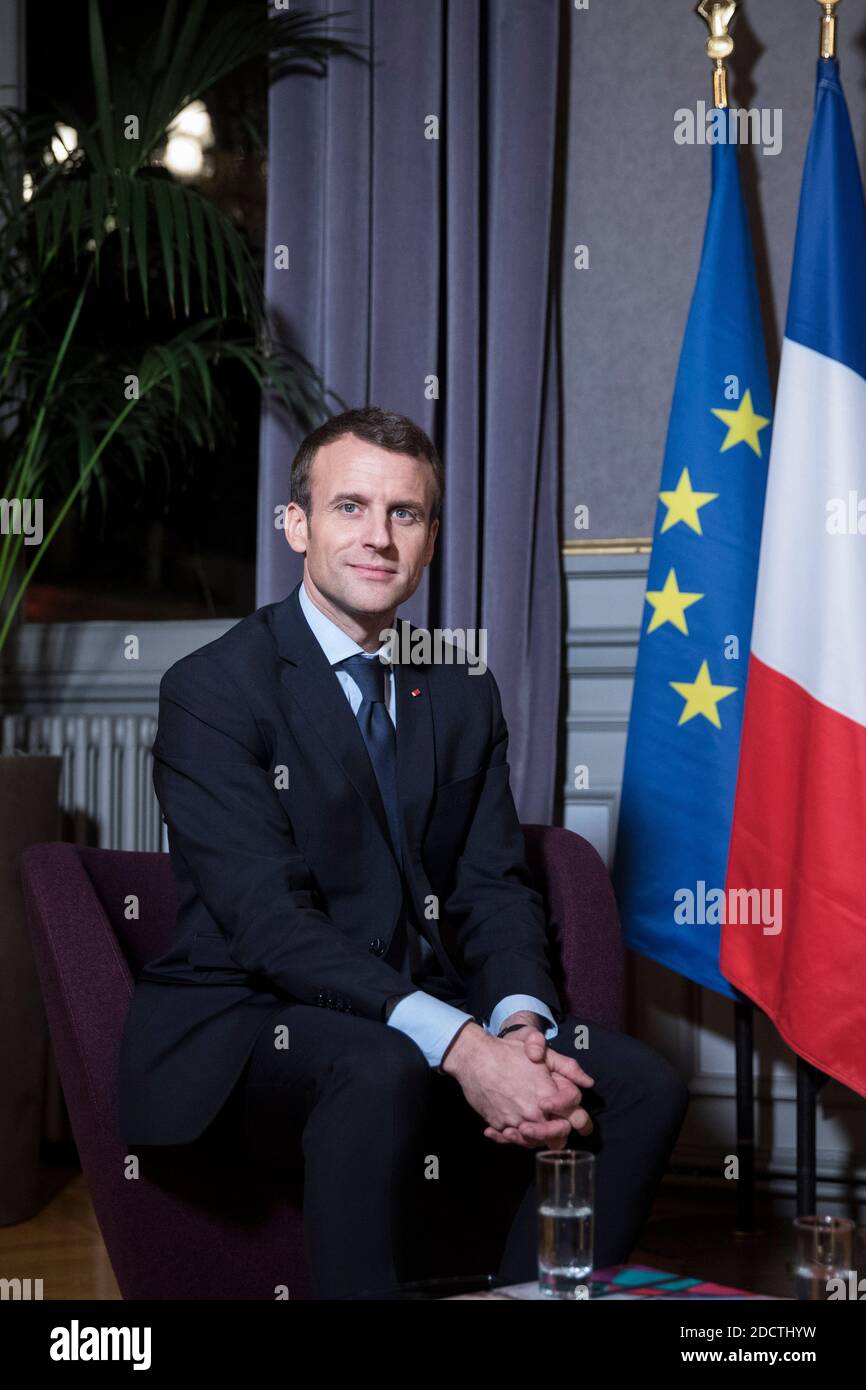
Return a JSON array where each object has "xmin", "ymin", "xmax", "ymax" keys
[
  {"xmin": 793, "ymin": 1215, "xmax": 856, "ymax": 1300},
  {"xmin": 536, "ymin": 1150, "xmax": 594, "ymax": 1298}
]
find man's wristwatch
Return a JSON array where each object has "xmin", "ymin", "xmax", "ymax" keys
[{"xmin": 497, "ymin": 1022, "xmax": 530, "ymax": 1038}]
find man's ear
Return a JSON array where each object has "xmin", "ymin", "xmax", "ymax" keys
[
  {"xmin": 423, "ymin": 516, "xmax": 440, "ymax": 564},
  {"xmin": 284, "ymin": 501, "xmax": 309, "ymax": 555}
]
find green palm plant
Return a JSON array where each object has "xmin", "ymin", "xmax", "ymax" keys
[{"xmin": 0, "ymin": 0, "xmax": 363, "ymax": 649}]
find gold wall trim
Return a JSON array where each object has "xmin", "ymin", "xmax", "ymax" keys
[{"xmin": 562, "ymin": 538, "xmax": 652, "ymax": 556}]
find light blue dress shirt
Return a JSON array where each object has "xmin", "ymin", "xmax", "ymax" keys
[{"xmin": 298, "ymin": 579, "xmax": 558, "ymax": 1066}]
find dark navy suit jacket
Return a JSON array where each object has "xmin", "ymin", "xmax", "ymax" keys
[{"xmin": 117, "ymin": 579, "xmax": 563, "ymax": 1145}]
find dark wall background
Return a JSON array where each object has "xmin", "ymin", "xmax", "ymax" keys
[{"xmin": 562, "ymin": 0, "xmax": 866, "ymax": 540}]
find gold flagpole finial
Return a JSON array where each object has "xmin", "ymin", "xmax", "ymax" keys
[
  {"xmin": 696, "ymin": 2, "xmax": 738, "ymax": 109},
  {"xmin": 815, "ymin": 0, "xmax": 842, "ymax": 59}
]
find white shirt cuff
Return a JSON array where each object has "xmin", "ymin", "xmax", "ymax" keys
[
  {"xmin": 386, "ymin": 991, "xmax": 477, "ymax": 1068},
  {"xmin": 486, "ymin": 994, "xmax": 559, "ymax": 1041}
]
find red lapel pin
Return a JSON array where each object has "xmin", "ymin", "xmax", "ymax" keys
[{"xmin": 411, "ymin": 688, "xmax": 421, "ymax": 697}]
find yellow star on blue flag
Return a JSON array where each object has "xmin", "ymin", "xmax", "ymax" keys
[
  {"xmin": 614, "ymin": 106, "xmax": 772, "ymax": 1000},
  {"xmin": 711, "ymin": 388, "xmax": 771, "ymax": 456}
]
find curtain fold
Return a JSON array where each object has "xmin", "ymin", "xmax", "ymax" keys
[{"xmin": 258, "ymin": 0, "xmax": 563, "ymax": 822}]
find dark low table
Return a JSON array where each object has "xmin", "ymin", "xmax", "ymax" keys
[
  {"xmin": 340, "ymin": 1273, "xmax": 505, "ymax": 1300},
  {"xmin": 341, "ymin": 1272, "xmax": 608, "ymax": 1300},
  {"xmin": 340, "ymin": 1264, "xmax": 780, "ymax": 1300}
]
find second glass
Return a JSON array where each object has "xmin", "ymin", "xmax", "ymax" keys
[{"xmin": 536, "ymin": 1149, "xmax": 595, "ymax": 1298}]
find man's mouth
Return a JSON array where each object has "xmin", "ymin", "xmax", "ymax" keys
[{"xmin": 349, "ymin": 563, "xmax": 397, "ymax": 578}]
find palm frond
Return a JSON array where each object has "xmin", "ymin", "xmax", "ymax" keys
[
  {"xmin": 87, "ymin": 0, "xmax": 116, "ymax": 174},
  {"xmin": 0, "ymin": 0, "xmax": 359, "ymax": 650}
]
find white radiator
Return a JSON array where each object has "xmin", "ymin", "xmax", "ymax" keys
[{"xmin": 0, "ymin": 714, "xmax": 164, "ymax": 852}]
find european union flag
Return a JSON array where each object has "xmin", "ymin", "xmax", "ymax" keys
[{"xmin": 613, "ymin": 108, "xmax": 772, "ymax": 998}]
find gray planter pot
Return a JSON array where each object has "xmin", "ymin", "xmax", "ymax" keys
[{"xmin": 0, "ymin": 752, "xmax": 61, "ymax": 1224}]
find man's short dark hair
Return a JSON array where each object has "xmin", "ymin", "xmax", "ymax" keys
[{"xmin": 290, "ymin": 405, "xmax": 444, "ymax": 525}]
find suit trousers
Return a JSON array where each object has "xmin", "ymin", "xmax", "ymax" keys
[{"xmin": 191, "ymin": 998, "xmax": 690, "ymax": 1299}]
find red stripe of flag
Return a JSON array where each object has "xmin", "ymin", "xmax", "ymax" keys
[{"xmin": 723, "ymin": 654, "xmax": 866, "ymax": 1098}]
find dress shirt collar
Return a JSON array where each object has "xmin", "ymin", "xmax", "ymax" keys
[{"xmin": 298, "ymin": 576, "xmax": 393, "ymax": 668}]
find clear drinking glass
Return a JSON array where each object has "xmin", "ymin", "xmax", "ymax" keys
[
  {"xmin": 793, "ymin": 1214, "xmax": 856, "ymax": 1299},
  {"xmin": 536, "ymin": 1150, "xmax": 595, "ymax": 1298}
]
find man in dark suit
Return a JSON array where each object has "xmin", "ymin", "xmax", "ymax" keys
[{"xmin": 118, "ymin": 404, "xmax": 689, "ymax": 1299}]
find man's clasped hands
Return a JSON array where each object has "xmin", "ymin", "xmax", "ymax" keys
[{"xmin": 440, "ymin": 1009, "xmax": 595, "ymax": 1150}]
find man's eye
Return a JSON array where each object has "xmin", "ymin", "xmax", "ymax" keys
[{"xmin": 341, "ymin": 503, "xmax": 357, "ymax": 513}]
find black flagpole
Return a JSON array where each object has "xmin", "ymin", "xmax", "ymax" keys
[
  {"xmin": 736, "ymin": 996, "xmax": 831, "ymax": 1222},
  {"xmin": 796, "ymin": 1057, "xmax": 829, "ymax": 1216},
  {"xmin": 734, "ymin": 999, "xmax": 757, "ymax": 1232}
]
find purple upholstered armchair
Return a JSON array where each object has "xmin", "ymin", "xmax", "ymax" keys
[{"xmin": 20, "ymin": 825, "xmax": 623, "ymax": 1299}]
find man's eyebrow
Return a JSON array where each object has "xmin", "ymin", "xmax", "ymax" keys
[{"xmin": 329, "ymin": 492, "xmax": 427, "ymax": 512}]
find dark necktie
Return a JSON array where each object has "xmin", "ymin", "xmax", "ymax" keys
[
  {"xmin": 337, "ymin": 651, "xmax": 403, "ymax": 867},
  {"xmin": 337, "ymin": 651, "xmax": 436, "ymax": 983}
]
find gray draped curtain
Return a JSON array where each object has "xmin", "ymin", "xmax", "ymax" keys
[{"xmin": 257, "ymin": 0, "xmax": 565, "ymax": 823}]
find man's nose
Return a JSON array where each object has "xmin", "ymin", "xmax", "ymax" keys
[{"xmin": 360, "ymin": 514, "xmax": 395, "ymax": 547}]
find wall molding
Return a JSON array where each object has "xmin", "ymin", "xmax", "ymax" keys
[
  {"xmin": 0, "ymin": 619, "xmax": 237, "ymax": 711},
  {"xmin": 562, "ymin": 538, "xmax": 652, "ymax": 555}
]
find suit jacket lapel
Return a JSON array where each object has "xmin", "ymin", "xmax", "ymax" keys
[
  {"xmin": 394, "ymin": 657, "xmax": 461, "ymax": 981},
  {"xmin": 271, "ymin": 581, "xmax": 436, "ymax": 867},
  {"xmin": 273, "ymin": 582, "xmax": 393, "ymax": 855},
  {"xmin": 272, "ymin": 582, "xmax": 462, "ymax": 989},
  {"xmin": 393, "ymin": 657, "xmax": 435, "ymax": 862}
]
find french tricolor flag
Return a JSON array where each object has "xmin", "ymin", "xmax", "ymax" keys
[{"xmin": 722, "ymin": 57, "xmax": 866, "ymax": 1099}]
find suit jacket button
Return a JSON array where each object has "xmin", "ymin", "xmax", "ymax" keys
[{"xmin": 369, "ymin": 938, "xmax": 386, "ymax": 955}]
